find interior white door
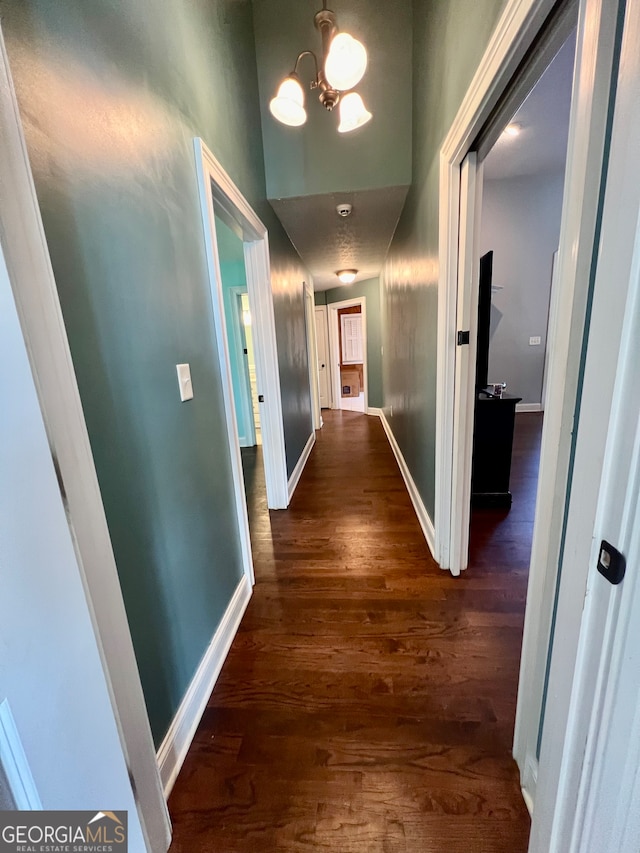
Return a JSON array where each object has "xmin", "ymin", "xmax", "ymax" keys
[{"xmin": 315, "ymin": 306, "xmax": 331, "ymax": 408}]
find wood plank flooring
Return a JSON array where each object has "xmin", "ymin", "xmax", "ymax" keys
[{"xmin": 168, "ymin": 411, "xmax": 538, "ymax": 852}]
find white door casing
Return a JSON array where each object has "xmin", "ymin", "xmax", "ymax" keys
[
  {"xmin": 540, "ymin": 249, "xmax": 560, "ymax": 412},
  {"xmin": 449, "ymin": 152, "xmax": 483, "ymax": 576},
  {"xmin": 315, "ymin": 305, "xmax": 332, "ymax": 409},
  {"xmin": 327, "ymin": 298, "xmax": 368, "ymax": 413},
  {"xmin": 194, "ymin": 138, "xmax": 288, "ymax": 513}
]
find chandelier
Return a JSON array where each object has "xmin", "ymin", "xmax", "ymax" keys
[{"xmin": 269, "ymin": 2, "xmax": 372, "ymax": 134}]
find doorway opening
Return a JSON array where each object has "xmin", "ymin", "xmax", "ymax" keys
[
  {"xmin": 215, "ymin": 216, "xmax": 262, "ymax": 449},
  {"xmin": 194, "ymin": 136, "xmax": 290, "ymax": 595},
  {"xmin": 435, "ymin": 0, "xmax": 621, "ymax": 826},
  {"xmin": 214, "ymin": 214, "xmax": 268, "ymax": 525},
  {"xmin": 467, "ymin": 36, "xmax": 576, "ymax": 765},
  {"xmin": 328, "ymin": 297, "xmax": 368, "ymax": 414},
  {"xmin": 462, "ymin": 27, "xmax": 577, "ymax": 814},
  {"xmin": 459, "ymin": 26, "xmax": 576, "ymax": 815}
]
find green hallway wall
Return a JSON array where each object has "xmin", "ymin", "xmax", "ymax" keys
[
  {"xmin": 381, "ymin": 0, "xmax": 509, "ymax": 519},
  {"xmin": 324, "ymin": 277, "xmax": 384, "ymax": 409},
  {"xmin": 1, "ymin": 0, "xmax": 310, "ymax": 744}
]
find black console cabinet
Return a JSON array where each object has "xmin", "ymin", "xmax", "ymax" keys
[{"xmin": 471, "ymin": 391, "xmax": 522, "ymax": 507}]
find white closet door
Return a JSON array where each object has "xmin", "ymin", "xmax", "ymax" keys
[{"xmin": 341, "ymin": 314, "xmax": 363, "ymax": 363}]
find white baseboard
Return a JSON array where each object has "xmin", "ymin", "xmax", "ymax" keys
[
  {"xmin": 521, "ymin": 754, "xmax": 538, "ymax": 817},
  {"xmin": 367, "ymin": 407, "xmax": 383, "ymax": 417},
  {"xmin": 288, "ymin": 431, "xmax": 315, "ymax": 501},
  {"xmin": 157, "ymin": 574, "xmax": 251, "ymax": 797},
  {"xmin": 516, "ymin": 403, "xmax": 543, "ymax": 413},
  {"xmin": 378, "ymin": 412, "xmax": 436, "ymax": 560}
]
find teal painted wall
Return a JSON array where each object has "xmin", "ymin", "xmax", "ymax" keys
[
  {"xmin": 381, "ymin": 0, "xmax": 509, "ymax": 518},
  {"xmin": 325, "ymin": 277, "xmax": 383, "ymax": 409},
  {"xmin": 271, "ymin": 228, "xmax": 314, "ymax": 473},
  {"xmin": 2, "ymin": 0, "xmax": 311, "ymax": 743}
]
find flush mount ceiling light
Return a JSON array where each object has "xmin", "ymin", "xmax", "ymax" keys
[
  {"xmin": 336, "ymin": 269, "xmax": 358, "ymax": 284},
  {"xmin": 269, "ymin": 1, "xmax": 372, "ymax": 133}
]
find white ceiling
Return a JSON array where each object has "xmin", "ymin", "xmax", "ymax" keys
[
  {"xmin": 484, "ymin": 32, "xmax": 575, "ymax": 180},
  {"xmin": 270, "ymin": 185, "xmax": 409, "ymax": 290}
]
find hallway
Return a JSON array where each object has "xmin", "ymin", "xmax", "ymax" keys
[{"xmin": 168, "ymin": 411, "xmax": 531, "ymax": 852}]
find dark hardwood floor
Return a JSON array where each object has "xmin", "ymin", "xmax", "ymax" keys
[{"xmin": 168, "ymin": 411, "xmax": 539, "ymax": 852}]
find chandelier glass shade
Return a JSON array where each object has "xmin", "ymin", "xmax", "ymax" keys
[
  {"xmin": 269, "ymin": 3, "xmax": 372, "ymax": 134},
  {"xmin": 338, "ymin": 92, "xmax": 372, "ymax": 133},
  {"xmin": 269, "ymin": 75, "xmax": 307, "ymax": 126},
  {"xmin": 324, "ymin": 32, "xmax": 367, "ymax": 91}
]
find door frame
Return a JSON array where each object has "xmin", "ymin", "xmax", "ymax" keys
[
  {"xmin": 433, "ymin": 0, "xmax": 621, "ymax": 819},
  {"xmin": 448, "ymin": 152, "xmax": 484, "ymax": 574},
  {"xmin": 327, "ymin": 297, "xmax": 368, "ymax": 413},
  {"xmin": 0, "ymin": 26, "xmax": 169, "ymax": 851},
  {"xmin": 530, "ymin": 2, "xmax": 640, "ymax": 845},
  {"xmin": 194, "ymin": 138, "xmax": 288, "ymax": 512},
  {"xmin": 304, "ymin": 281, "xmax": 322, "ymax": 430},
  {"xmin": 540, "ymin": 249, "xmax": 560, "ymax": 411},
  {"xmin": 314, "ymin": 304, "xmax": 332, "ymax": 409}
]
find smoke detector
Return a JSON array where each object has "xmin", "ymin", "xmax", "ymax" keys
[{"xmin": 336, "ymin": 203, "xmax": 352, "ymax": 217}]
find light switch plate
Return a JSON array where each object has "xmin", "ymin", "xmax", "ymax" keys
[{"xmin": 176, "ymin": 363, "xmax": 193, "ymax": 401}]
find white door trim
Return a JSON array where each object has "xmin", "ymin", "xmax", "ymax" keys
[
  {"xmin": 448, "ymin": 153, "xmax": 483, "ymax": 575},
  {"xmin": 530, "ymin": 0, "xmax": 640, "ymax": 845},
  {"xmin": 434, "ymin": 0, "xmax": 621, "ymax": 820},
  {"xmin": 436, "ymin": 0, "xmax": 559, "ymax": 569},
  {"xmin": 540, "ymin": 249, "xmax": 560, "ymax": 412},
  {"xmin": 314, "ymin": 304, "xmax": 332, "ymax": 409},
  {"xmin": 436, "ymin": 0, "xmax": 566, "ymax": 568},
  {"xmin": 194, "ymin": 138, "xmax": 289, "ymax": 511},
  {"xmin": 0, "ymin": 26, "xmax": 169, "ymax": 851},
  {"xmin": 327, "ymin": 297, "xmax": 368, "ymax": 413},
  {"xmin": 304, "ymin": 281, "xmax": 321, "ymax": 431}
]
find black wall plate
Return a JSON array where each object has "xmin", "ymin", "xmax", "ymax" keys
[{"xmin": 597, "ymin": 540, "xmax": 626, "ymax": 585}]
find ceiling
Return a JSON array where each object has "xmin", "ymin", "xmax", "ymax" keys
[
  {"xmin": 484, "ymin": 32, "xmax": 576, "ymax": 180},
  {"xmin": 252, "ymin": 0, "xmax": 413, "ymax": 291},
  {"xmin": 253, "ymin": 7, "xmax": 574, "ymax": 287},
  {"xmin": 270, "ymin": 185, "xmax": 409, "ymax": 290}
]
